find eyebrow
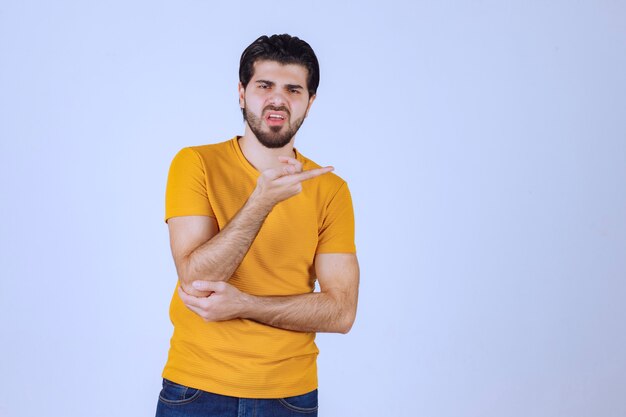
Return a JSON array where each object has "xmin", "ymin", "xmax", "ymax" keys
[{"xmin": 255, "ymin": 80, "xmax": 304, "ymax": 90}]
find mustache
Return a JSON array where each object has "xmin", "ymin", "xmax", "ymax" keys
[{"xmin": 264, "ymin": 106, "xmax": 290, "ymax": 116}]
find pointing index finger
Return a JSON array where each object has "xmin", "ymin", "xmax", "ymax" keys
[{"xmin": 293, "ymin": 166, "xmax": 334, "ymax": 182}]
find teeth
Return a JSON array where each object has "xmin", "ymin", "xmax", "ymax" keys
[{"xmin": 269, "ymin": 114, "xmax": 284, "ymax": 119}]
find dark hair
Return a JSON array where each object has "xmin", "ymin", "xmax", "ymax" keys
[{"xmin": 239, "ymin": 34, "xmax": 320, "ymax": 97}]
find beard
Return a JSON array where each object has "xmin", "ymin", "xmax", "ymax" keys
[{"xmin": 243, "ymin": 106, "xmax": 306, "ymax": 149}]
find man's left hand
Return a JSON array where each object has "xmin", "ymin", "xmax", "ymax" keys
[{"xmin": 177, "ymin": 280, "xmax": 249, "ymax": 322}]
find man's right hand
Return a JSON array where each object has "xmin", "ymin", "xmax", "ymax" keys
[{"xmin": 251, "ymin": 156, "xmax": 334, "ymax": 209}]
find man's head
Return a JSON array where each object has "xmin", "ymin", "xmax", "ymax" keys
[
  {"xmin": 239, "ymin": 34, "xmax": 320, "ymax": 98},
  {"xmin": 238, "ymin": 34, "xmax": 320, "ymax": 149}
]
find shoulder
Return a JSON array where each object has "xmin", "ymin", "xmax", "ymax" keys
[
  {"xmin": 170, "ymin": 137, "xmax": 237, "ymax": 168},
  {"xmin": 187, "ymin": 137, "xmax": 235, "ymax": 160}
]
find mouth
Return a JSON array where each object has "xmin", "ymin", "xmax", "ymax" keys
[{"xmin": 264, "ymin": 110, "xmax": 288, "ymax": 127}]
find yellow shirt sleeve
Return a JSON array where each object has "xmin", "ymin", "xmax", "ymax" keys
[
  {"xmin": 164, "ymin": 147, "xmax": 215, "ymax": 223},
  {"xmin": 316, "ymin": 182, "xmax": 356, "ymax": 254}
]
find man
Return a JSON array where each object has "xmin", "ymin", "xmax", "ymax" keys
[{"xmin": 156, "ymin": 34, "xmax": 359, "ymax": 417}]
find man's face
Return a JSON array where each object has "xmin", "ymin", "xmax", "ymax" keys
[{"xmin": 239, "ymin": 60, "xmax": 316, "ymax": 149}]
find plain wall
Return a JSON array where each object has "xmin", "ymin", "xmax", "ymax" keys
[{"xmin": 1, "ymin": 1, "xmax": 625, "ymax": 416}]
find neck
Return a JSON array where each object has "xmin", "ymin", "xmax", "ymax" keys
[{"xmin": 238, "ymin": 128, "xmax": 297, "ymax": 172}]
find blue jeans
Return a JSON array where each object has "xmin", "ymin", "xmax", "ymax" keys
[{"xmin": 155, "ymin": 378, "xmax": 318, "ymax": 417}]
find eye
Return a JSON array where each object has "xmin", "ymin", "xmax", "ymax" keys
[{"xmin": 289, "ymin": 88, "xmax": 300, "ymax": 94}]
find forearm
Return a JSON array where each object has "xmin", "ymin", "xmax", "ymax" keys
[
  {"xmin": 176, "ymin": 159, "xmax": 334, "ymax": 296},
  {"xmin": 175, "ymin": 160, "xmax": 339, "ymax": 297},
  {"xmin": 183, "ymin": 190, "xmax": 271, "ymax": 286},
  {"xmin": 240, "ymin": 291, "xmax": 355, "ymax": 334}
]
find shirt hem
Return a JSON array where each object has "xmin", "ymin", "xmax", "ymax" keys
[{"xmin": 162, "ymin": 369, "xmax": 318, "ymax": 399}]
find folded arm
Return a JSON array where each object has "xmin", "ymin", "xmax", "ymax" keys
[
  {"xmin": 168, "ymin": 199, "xmax": 268, "ymax": 297},
  {"xmin": 178, "ymin": 252, "xmax": 360, "ymax": 333}
]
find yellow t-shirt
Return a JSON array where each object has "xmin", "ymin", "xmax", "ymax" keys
[{"xmin": 162, "ymin": 136, "xmax": 356, "ymax": 398}]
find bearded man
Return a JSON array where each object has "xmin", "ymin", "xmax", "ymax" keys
[{"xmin": 156, "ymin": 34, "xmax": 359, "ymax": 417}]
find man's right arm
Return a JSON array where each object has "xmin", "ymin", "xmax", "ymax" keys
[{"xmin": 168, "ymin": 157, "xmax": 333, "ymax": 297}]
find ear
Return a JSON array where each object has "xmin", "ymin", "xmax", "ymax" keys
[
  {"xmin": 238, "ymin": 82, "xmax": 245, "ymax": 109},
  {"xmin": 304, "ymin": 93, "xmax": 316, "ymax": 117}
]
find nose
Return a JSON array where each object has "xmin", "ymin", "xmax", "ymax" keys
[{"xmin": 267, "ymin": 90, "xmax": 287, "ymax": 107}]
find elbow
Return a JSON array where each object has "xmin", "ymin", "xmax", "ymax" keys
[
  {"xmin": 179, "ymin": 255, "xmax": 225, "ymax": 284},
  {"xmin": 338, "ymin": 324, "xmax": 352, "ymax": 334},
  {"xmin": 337, "ymin": 321, "xmax": 354, "ymax": 334},
  {"xmin": 178, "ymin": 272, "xmax": 223, "ymax": 297},
  {"xmin": 337, "ymin": 311, "xmax": 357, "ymax": 334},
  {"xmin": 178, "ymin": 258, "xmax": 224, "ymax": 297},
  {"xmin": 327, "ymin": 292, "xmax": 357, "ymax": 334}
]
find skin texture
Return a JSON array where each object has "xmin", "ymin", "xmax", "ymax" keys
[{"xmin": 168, "ymin": 60, "xmax": 360, "ymax": 333}]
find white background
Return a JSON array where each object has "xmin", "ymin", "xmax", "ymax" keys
[{"xmin": 1, "ymin": 1, "xmax": 625, "ymax": 416}]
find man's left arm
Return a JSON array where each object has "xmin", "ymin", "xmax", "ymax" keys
[{"xmin": 178, "ymin": 253, "xmax": 360, "ymax": 334}]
